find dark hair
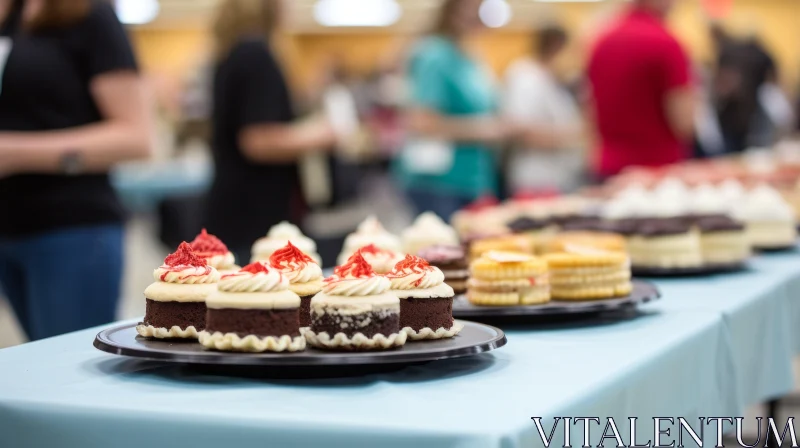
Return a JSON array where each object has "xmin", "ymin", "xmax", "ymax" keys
[
  {"xmin": 535, "ymin": 25, "xmax": 568, "ymax": 60},
  {"xmin": 13, "ymin": 0, "xmax": 91, "ymax": 30},
  {"xmin": 213, "ymin": 0, "xmax": 281, "ymax": 59},
  {"xmin": 432, "ymin": 0, "xmax": 477, "ymax": 38}
]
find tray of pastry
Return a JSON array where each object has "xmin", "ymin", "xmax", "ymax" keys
[{"xmin": 452, "ymin": 279, "xmax": 660, "ymax": 319}]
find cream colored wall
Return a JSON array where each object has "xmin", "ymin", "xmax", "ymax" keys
[{"xmin": 130, "ymin": 0, "xmax": 800, "ymax": 99}]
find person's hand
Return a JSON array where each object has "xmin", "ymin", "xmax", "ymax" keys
[
  {"xmin": 297, "ymin": 115, "xmax": 338, "ymax": 151},
  {"xmin": 474, "ymin": 117, "xmax": 512, "ymax": 144}
]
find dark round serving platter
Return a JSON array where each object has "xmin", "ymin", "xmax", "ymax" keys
[
  {"xmin": 94, "ymin": 320, "xmax": 506, "ymax": 376},
  {"xmin": 452, "ymin": 279, "xmax": 660, "ymax": 320},
  {"xmin": 631, "ymin": 261, "xmax": 748, "ymax": 277},
  {"xmin": 754, "ymin": 245, "xmax": 797, "ymax": 254}
]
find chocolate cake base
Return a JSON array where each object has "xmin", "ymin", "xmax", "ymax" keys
[
  {"xmin": 400, "ymin": 297, "xmax": 454, "ymax": 332},
  {"xmin": 143, "ymin": 299, "xmax": 206, "ymax": 331},
  {"xmin": 206, "ymin": 308, "xmax": 300, "ymax": 338},
  {"xmin": 311, "ymin": 312, "xmax": 399, "ymax": 338},
  {"xmin": 299, "ymin": 295, "xmax": 313, "ymax": 327}
]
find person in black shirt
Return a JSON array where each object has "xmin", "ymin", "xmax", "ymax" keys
[
  {"xmin": 204, "ymin": 0, "xmax": 336, "ymax": 261},
  {"xmin": 0, "ymin": 0, "xmax": 152, "ymax": 340}
]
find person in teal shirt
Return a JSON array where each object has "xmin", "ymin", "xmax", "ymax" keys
[{"xmin": 396, "ymin": 0, "xmax": 512, "ymax": 221}]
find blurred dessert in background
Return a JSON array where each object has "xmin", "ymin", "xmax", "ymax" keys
[
  {"xmin": 402, "ymin": 211, "xmax": 459, "ymax": 256},
  {"xmin": 418, "ymin": 245, "xmax": 469, "ymax": 295},
  {"xmin": 251, "ymin": 221, "xmax": 321, "ymax": 265},
  {"xmin": 338, "ymin": 215, "xmax": 403, "ymax": 265},
  {"xmin": 467, "ymin": 251, "xmax": 550, "ymax": 306}
]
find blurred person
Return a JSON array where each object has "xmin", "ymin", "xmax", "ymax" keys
[
  {"xmin": 0, "ymin": 0, "xmax": 152, "ymax": 340},
  {"xmin": 203, "ymin": 0, "xmax": 337, "ymax": 261},
  {"xmin": 503, "ymin": 25, "xmax": 584, "ymax": 194},
  {"xmin": 396, "ymin": 0, "xmax": 509, "ymax": 220},
  {"xmin": 586, "ymin": 0, "xmax": 694, "ymax": 180}
]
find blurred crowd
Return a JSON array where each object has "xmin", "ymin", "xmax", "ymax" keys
[{"xmin": 1, "ymin": 0, "xmax": 800, "ymax": 341}]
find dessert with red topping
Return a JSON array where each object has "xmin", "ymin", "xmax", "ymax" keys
[
  {"xmin": 137, "ymin": 242, "xmax": 221, "ymax": 339},
  {"xmin": 337, "ymin": 216, "xmax": 403, "ymax": 268},
  {"xmin": 344, "ymin": 243, "xmax": 404, "ymax": 274},
  {"xmin": 198, "ymin": 262, "xmax": 305, "ymax": 352},
  {"xmin": 251, "ymin": 221, "xmax": 321, "ymax": 265},
  {"xmin": 387, "ymin": 255, "xmax": 460, "ymax": 340},
  {"xmin": 417, "ymin": 245, "xmax": 469, "ymax": 295},
  {"xmin": 189, "ymin": 228, "xmax": 239, "ymax": 273},
  {"xmin": 269, "ymin": 242, "xmax": 323, "ymax": 327},
  {"xmin": 305, "ymin": 251, "xmax": 405, "ymax": 350}
]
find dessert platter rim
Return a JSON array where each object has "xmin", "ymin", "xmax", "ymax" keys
[{"xmin": 93, "ymin": 319, "xmax": 506, "ymax": 367}]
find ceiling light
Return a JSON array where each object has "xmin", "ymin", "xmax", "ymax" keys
[
  {"xmin": 314, "ymin": 0, "xmax": 402, "ymax": 27},
  {"xmin": 114, "ymin": 0, "xmax": 160, "ymax": 25},
  {"xmin": 480, "ymin": 0, "xmax": 512, "ymax": 28}
]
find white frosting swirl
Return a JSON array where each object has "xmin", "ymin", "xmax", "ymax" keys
[
  {"xmin": 402, "ymin": 212, "xmax": 459, "ymax": 254},
  {"xmin": 734, "ymin": 185, "xmax": 795, "ymax": 222},
  {"xmin": 322, "ymin": 275, "xmax": 391, "ymax": 296},
  {"xmin": 204, "ymin": 252, "xmax": 236, "ymax": 270},
  {"xmin": 218, "ymin": 269, "xmax": 289, "ymax": 293},
  {"xmin": 251, "ymin": 222, "xmax": 318, "ymax": 258},
  {"xmin": 340, "ymin": 216, "xmax": 403, "ymax": 258},
  {"xmin": 278, "ymin": 261, "xmax": 323, "ymax": 284},
  {"xmin": 154, "ymin": 265, "xmax": 220, "ymax": 284},
  {"xmin": 389, "ymin": 265, "xmax": 445, "ymax": 290}
]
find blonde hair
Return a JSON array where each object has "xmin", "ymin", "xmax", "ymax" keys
[{"xmin": 212, "ymin": 0, "xmax": 281, "ymax": 59}]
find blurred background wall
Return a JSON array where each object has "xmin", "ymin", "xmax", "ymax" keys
[{"xmin": 131, "ymin": 0, "xmax": 800, "ymax": 113}]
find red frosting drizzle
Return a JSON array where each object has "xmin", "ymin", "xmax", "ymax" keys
[
  {"xmin": 330, "ymin": 251, "xmax": 375, "ymax": 280},
  {"xmin": 270, "ymin": 242, "xmax": 314, "ymax": 268},
  {"xmin": 358, "ymin": 243, "xmax": 395, "ymax": 256},
  {"xmin": 189, "ymin": 228, "xmax": 228, "ymax": 256},
  {"xmin": 164, "ymin": 242, "xmax": 207, "ymax": 268},
  {"xmin": 387, "ymin": 254, "xmax": 432, "ymax": 287},
  {"xmin": 241, "ymin": 262, "xmax": 270, "ymax": 274}
]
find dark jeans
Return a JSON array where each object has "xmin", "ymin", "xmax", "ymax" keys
[
  {"xmin": 406, "ymin": 189, "xmax": 472, "ymax": 222},
  {"xmin": 0, "ymin": 225, "xmax": 123, "ymax": 341}
]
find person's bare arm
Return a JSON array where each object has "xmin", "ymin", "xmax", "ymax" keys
[
  {"xmin": 0, "ymin": 71, "xmax": 153, "ymax": 174},
  {"xmin": 406, "ymin": 108, "xmax": 507, "ymax": 145},
  {"xmin": 238, "ymin": 116, "xmax": 336, "ymax": 163},
  {"xmin": 664, "ymin": 86, "xmax": 695, "ymax": 141}
]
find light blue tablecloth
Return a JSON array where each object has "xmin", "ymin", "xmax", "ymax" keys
[
  {"xmin": 2, "ymin": 250, "xmax": 799, "ymax": 447},
  {"xmin": 0, "ymin": 313, "xmax": 735, "ymax": 448},
  {"xmin": 643, "ymin": 250, "xmax": 800, "ymax": 406}
]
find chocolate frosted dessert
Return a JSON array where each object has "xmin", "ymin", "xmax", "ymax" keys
[
  {"xmin": 387, "ymin": 254, "xmax": 460, "ymax": 340},
  {"xmin": 137, "ymin": 242, "xmax": 220, "ymax": 339},
  {"xmin": 269, "ymin": 242, "xmax": 323, "ymax": 327},
  {"xmin": 199, "ymin": 262, "xmax": 305, "ymax": 353},
  {"xmin": 418, "ymin": 245, "xmax": 469, "ymax": 295},
  {"xmin": 305, "ymin": 251, "xmax": 406, "ymax": 350}
]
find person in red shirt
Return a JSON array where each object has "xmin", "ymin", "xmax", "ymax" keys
[{"xmin": 587, "ymin": 0, "xmax": 695, "ymax": 179}]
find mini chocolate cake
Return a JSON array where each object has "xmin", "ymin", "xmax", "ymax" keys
[
  {"xmin": 269, "ymin": 242, "xmax": 324, "ymax": 329},
  {"xmin": 306, "ymin": 252, "xmax": 406, "ymax": 350},
  {"xmin": 418, "ymin": 245, "xmax": 469, "ymax": 295},
  {"xmin": 388, "ymin": 254, "xmax": 460, "ymax": 340},
  {"xmin": 198, "ymin": 262, "xmax": 306, "ymax": 352},
  {"xmin": 137, "ymin": 242, "xmax": 220, "ymax": 339},
  {"xmin": 399, "ymin": 298, "xmax": 454, "ymax": 333},
  {"xmin": 142, "ymin": 299, "xmax": 207, "ymax": 333}
]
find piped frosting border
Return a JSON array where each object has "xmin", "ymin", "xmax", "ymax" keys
[
  {"xmin": 198, "ymin": 331, "xmax": 306, "ymax": 352},
  {"xmin": 402, "ymin": 321, "xmax": 463, "ymax": 340},
  {"xmin": 302, "ymin": 327, "xmax": 407, "ymax": 350},
  {"xmin": 136, "ymin": 324, "xmax": 199, "ymax": 339}
]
